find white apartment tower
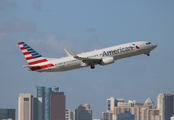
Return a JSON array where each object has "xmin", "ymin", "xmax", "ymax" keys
[
  {"xmin": 157, "ymin": 93, "xmax": 174, "ymax": 120},
  {"xmin": 107, "ymin": 97, "xmax": 115, "ymax": 112},
  {"xmin": 107, "ymin": 97, "xmax": 124, "ymax": 112},
  {"xmin": 18, "ymin": 93, "xmax": 33, "ymax": 120}
]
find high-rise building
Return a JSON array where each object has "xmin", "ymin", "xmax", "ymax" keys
[
  {"xmin": 75, "ymin": 103, "xmax": 92, "ymax": 120},
  {"xmin": 36, "ymin": 86, "xmax": 52, "ymax": 120},
  {"xmin": 18, "ymin": 93, "xmax": 33, "ymax": 120},
  {"xmin": 107, "ymin": 97, "xmax": 116, "ymax": 112},
  {"xmin": 0, "ymin": 109, "xmax": 15, "ymax": 120},
  {"xmin": 106, "ymin": 97, "xmax": 124, "ymax": 112},
  {"xmin": 65, "ymin": 109, "xmax": 74, "ymax": 120},
  {"xmin": 36, "ymin": 86, "xmax": 59, "ymax": 120},
  {"xmin": 157, "ymin": 93, "xmax": 174, "ymax": 120},
  {"xmin": 50, "ymin": 91, "xmax": 65, "ymax": 120}
]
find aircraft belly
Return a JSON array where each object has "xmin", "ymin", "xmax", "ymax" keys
[
  {"xmin": 49, "ymin": 62, "xmax": 81, "ymax": 72},
  {"xmin": 60, "ymin": 64, "xmax": 81, "ymax": 71}
]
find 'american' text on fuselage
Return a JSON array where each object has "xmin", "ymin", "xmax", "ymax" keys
[{"xmin": 103, "ymin": 46, "xmax": 134, "ymax": 56}]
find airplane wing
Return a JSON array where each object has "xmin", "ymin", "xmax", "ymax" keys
[{"xmin": 69, "ymin": 50, "xmax": 101, "ymax": 65}]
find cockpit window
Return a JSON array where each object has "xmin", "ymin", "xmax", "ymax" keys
[{"xmin": 146, "ymin": 42, "xmax": 151, "ymax": 45}]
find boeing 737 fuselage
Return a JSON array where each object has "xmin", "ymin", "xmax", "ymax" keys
[{"xmin": 18, "ymin": 41, "xmax": 157, "ymax": 72}]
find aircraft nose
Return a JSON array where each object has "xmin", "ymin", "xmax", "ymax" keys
[
  {"xmin": 151, "ymin": 44, "xmax": 157, "ymax": 49},
  {"xmin": 153, "ymin": 44, "xmax": 157, "ymax": 48}
]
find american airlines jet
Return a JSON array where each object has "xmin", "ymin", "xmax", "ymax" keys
[{"xmin": 18, "ymin": 41, "xmax": 157, "ymax": 72}]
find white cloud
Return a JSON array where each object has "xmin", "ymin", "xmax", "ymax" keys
[
  {"xmin": 0, "ymin": 18, "xmax": 37, "ymax": 46},
  {"xmin": 0, "ymin": 18, "xmax": 36, "ymax": 33},
  {"xmin": 28, "ymin": 33, "xmax": 80, "ymax": 56},
  {"xmin": 32, "ymin": 0, "xmax": 42, "ymax": 11},
  {"xmin": 0, "ymin": 0, "xmax": 17, "ymax": 11}
]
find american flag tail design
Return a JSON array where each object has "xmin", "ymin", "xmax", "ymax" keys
[{"xmin": 18, "ymin": 42, "xmax": 54, "ymax": 71}]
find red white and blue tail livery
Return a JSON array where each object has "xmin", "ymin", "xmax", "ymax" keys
[
  {"xmin": 18, "ymin": 41, "xmax": 157, "ymax": 72},
  {"xmin": 18, "ymin": 42, "xmax": 54, "ymax": 71}
]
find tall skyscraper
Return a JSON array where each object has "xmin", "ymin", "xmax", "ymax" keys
[
  {"xmin": 36, "ymin": 86, "xmax": 52, "ymax": 120},
  {"xmin": 36, "ymin": 86, "xmax": 59, "ymax": 120},
  {"xmin": 157, "ymin": 93, "xmax": 174, "ymax": 120},
  {"xmin": 75, "ymin": 103, "xmax": 92, "ymax": 120},
  {"xmin": 0, "ymin": 108, "xmax": 15, "ymax": 120},
  {"xmin": 50, "ymin": 91, "xmax": 66, "ymax": 120},
  {"xmin": 18, "ymin": 93, "xmax": 33, "ymax": 120}
]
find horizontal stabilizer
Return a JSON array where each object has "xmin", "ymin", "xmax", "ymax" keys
[{"xmin": 23, "ymin": 65, "xmax": 41, "ymax": 71}]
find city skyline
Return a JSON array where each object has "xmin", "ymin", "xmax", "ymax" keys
[
  {"xmin": 1, "ymin": 0, "xmax": 174, "ymax": 118},
  {"xmin": 1, "ymin": 90, "xmax": 174, "ymax": 120}
]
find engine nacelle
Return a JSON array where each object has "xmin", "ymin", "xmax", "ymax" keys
[
  {"xmin": 100, "ymin": 57, "xmax": 114, "ymax": 66},
  {"xmin": 81, "ymin": 62, "xmax": 88, "ymax": 67}
]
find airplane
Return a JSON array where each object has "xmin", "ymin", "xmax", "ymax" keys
[{"xmin": 18, "ymin": 41, "xmax": 157, "ymax": 72}]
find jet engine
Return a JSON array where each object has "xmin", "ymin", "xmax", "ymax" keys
[{"xmin": 100, "ymin": 57, "xmax": 114, "ymax": 66}]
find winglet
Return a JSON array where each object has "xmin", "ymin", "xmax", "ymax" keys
[
  {"xmin": 64, "ymin": 49, "xmax": 72, "ymax": 56},
  {"xmin": 69, "ymin": 50, "xmax": 78, "ymax": 58}
]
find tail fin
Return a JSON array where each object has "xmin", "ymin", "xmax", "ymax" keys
[
  {"xmin": 18, "ymin": 42, "xmax": 50, "ymax": 66},
  {"xmin": 18, "ymin": 42, "xmax": 47, "ymax": 65}
]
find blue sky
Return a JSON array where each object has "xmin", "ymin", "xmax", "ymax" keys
[{"xmin": 0, "ymin": 0, "xmax": 174, "ymax": 119}]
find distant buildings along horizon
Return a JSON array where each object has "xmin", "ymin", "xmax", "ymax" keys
[
  {"xmin": 18, "ymin": 86, "xmax": 66, "ymax": 120},
  {"xmin": 102, "ymin": 94, "xmax": 174, "ymax": 120},
  {"xmin": 4, "ymin": 86, "xmax": 173, "ymax": 120}
]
